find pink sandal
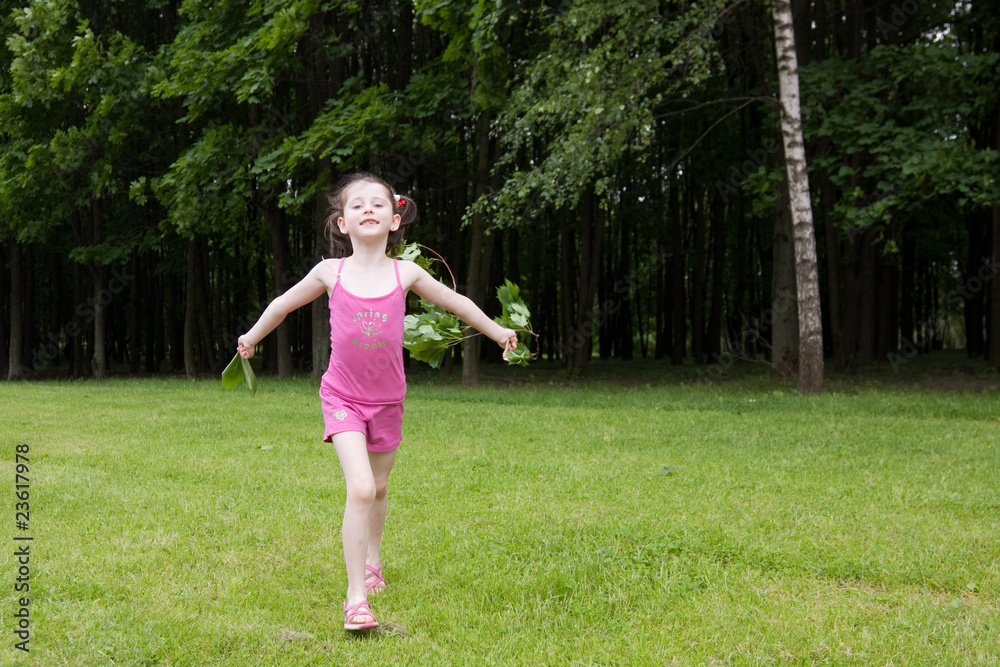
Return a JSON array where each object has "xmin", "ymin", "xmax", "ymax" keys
[
  {"xmin": 365, "ymin": 564, "xmax": 386, "ymax": 594},
  {"xmin": 343, "ymin": 599, "xmax": 379, "ymax": 630}
]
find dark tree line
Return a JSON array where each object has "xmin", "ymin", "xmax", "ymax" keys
[{"xmin": 2, "ymin": 0, "xmax": 999, "ymax": 385}]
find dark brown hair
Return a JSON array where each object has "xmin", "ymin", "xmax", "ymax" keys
[{"xmin": 324, "ymin": 173, "xmax": 418, "ymax": 258}]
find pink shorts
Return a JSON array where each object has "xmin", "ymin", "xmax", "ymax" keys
[{"xmin": 320, "ymin": 385, "xmax": 404, "ymax": 452}]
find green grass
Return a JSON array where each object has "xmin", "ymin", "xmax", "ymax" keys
[{"xmin": 2, "ymin": 359, "xmax": 999, "ymax": 665}]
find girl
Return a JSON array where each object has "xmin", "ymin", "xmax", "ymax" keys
[{"xmin": 237, "ymin": 173, "xmax": 517, "ymax": 631}]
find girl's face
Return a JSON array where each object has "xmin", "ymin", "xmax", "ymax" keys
[{"xmin": 337, "ymin": 180, "xmax": 400, "ymax": 241}]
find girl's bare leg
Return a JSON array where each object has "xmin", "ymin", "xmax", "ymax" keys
[
  {"xmin": 332, "ymin": 431, "xmax": 377, "ymax": 619},
  {"xmin": 366, "ymin": 449, "xmax": 397, "ymax": 572}
]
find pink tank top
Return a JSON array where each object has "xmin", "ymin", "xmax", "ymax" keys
[{"xmin": 321, "ymin": 257, "xmax": 406, "ymax": 404}]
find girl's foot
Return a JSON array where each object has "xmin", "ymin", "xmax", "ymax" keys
[
  {"xmin": 365, "ymin": 564, "xmax": 386, "ymax": 594},
  {"xmin": 344, "ymin": 599, "xmax": 379, "ymax": 630}
]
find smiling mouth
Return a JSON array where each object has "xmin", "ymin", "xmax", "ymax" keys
[{"xmin": 360, "ymin": 218, "xmax": 379, "ymax": 226}]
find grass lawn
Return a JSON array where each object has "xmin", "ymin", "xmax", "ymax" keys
[{"xmin": 1, "ymin": 357, "xmax": 998, "ymax": 665}]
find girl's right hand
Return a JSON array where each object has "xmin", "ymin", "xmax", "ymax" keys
[{"xmin": 237, "ymin": 336, "xmax": 255, "ymax": 359}]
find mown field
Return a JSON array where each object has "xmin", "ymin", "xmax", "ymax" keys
[{"xmin": 2, "ymin": 357, "xmax": 998, "ymax": 665}]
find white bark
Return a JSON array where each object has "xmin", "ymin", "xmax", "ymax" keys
[{"xmin": 772, "ymin": 0, "xmax": 824, "ymax": 394}]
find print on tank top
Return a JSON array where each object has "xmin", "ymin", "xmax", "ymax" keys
[{"xmin": 352, "ymin": 308, "xmax": 391, "ymax": 350}]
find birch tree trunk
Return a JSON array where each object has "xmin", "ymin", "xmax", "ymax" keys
[{"xmin": 772, "ymin": 0, "xmax": 824, "ymax": 394}]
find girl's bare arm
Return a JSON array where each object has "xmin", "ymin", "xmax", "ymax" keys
[
  {"xmin": 403, "ymin": 263, "xmax": 518, "ymax": 352},
  {"xmin": 238, "ymin": 263, "xmax": 332, "ymax": 358}
]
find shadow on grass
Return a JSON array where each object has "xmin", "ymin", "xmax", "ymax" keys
[{"xmin": 343, "ymin": 622, "xmax": 410, "ymax": 641}]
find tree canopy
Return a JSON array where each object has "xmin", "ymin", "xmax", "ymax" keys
[{"xmin": 3, "ymin": 0, "xmax": 1000, "ymax": 383}]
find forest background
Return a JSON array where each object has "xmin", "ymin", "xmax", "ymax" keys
[{"xmin": 2, "ymin": 0, "xmax": 999, "ymax": 387}]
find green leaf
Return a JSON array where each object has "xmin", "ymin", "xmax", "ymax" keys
[
  {"xmin": 243, "ymin": 356, "xmax": 258, "ymax": 396},
  {"xmin": 494, "ymin": 279, "xmax": 537, "ymax": 365},
  {"xmin": 221, "ymin": 353, "xmax": 257, "ymax": 396},
  {"xmin": 502, "ymin": 342, "xmax": 533, "ymax": 366}
]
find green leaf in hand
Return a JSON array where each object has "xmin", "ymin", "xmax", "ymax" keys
[
  {"xmin": 494, "ymin": 279, "xmax": 537, "ymax": 365},
  {"xmin": 503, "ymin": 342, "xmax": 533, "ymax": 366},
  {"xmin": 221, "ymin": 353, "xmax": 258, "ymax": 396}
]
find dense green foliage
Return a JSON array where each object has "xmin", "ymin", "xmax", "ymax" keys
[{"xmin": 2, "ymin": 1, "xmax": 1000, "ymax": 381}]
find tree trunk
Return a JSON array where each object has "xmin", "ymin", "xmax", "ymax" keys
[
  {"xmin": 990, "ymin": 97, "xmax": 1000, "ymax": 368},
  {"xmin": 773, "ymin": 0, "xmax": 824, "ymax": 394},
  {"xmin": 22, "ymin": 246, "xmax": 35, "ymax": 371},
  {"xmin": 822, "ymin": 183, "xmax": 846, "ymax": 368},
  {"xmin": 616, "ymin": 208, "xmax": 633, "ymax": 360},
  {"xmin": 990, "ymin": 202, "xmax": 1000, "ymax": 368},
  {"xmin": 670, "ymin": 178, "xmax": 685, "ymax": 365},
  {"xmin": 268, "ymin": 203, "xmax": 294, "ymax": 379},
  {"xmin": 184, "ymin": 240, "xmax": 198, "ymax": 379},
  {"xmin": 690, "ymin": 184, "xmax": 706, "ymax": 364},
  {"xmin": 0, "ymin": 240, "xmax": 8, "ymax": 375},
  {"xmin": 7, "ymin": 242, "xmax": 25, "ymax": 380},
  {"xmin": 707, "ymin": 192, "xmax": 726, "ymax": 361},
  {"xmin": 145, "ymin": 256, "xmax": 159, "ymax": 373},
  {"xmin": 875, "ymin": 249, "xmax": 899, "ymax": 361},
  {"xmin": 196, "ymin": 240, "xmax": 217, "ymax": 372},
  {"xmin": 313, "ymin": 194, "xmax": 331, "ymax": 380},
  {"xmin": 856, "ymin": 230, "xmax": 876, "ymax": 365},
  {"xmin": 128, "ymin": 249, "xmax": 139, "ymax": 372},
  {"xmin": 772, "ymin": 180, "xmax": 799, "ymax": 378},
  {"xmin": 965, "ymin": 214, "xmax": 989, "ymax": 357},
  {"xmin": 72, "ymin": 262, "xmax": 85, "ymax": 377},
  {"xmin": 90, "ymin": 199, "xmax": 107, "ymax": 378},
  {"xmin": 210, "ymin": 248, "xmax": 224, "ymax": 369},
  {"xmin": 573, "ymin": 187, "xmax": 604, "ymax": 375},
  {"xmin": 900, "ymin": 228, "xmax": 916, "ymax": 353},
  {"xmin": 462, "ymin": 112, "xmax": 494, "ymax": 386},
  {"xmin": 559, "ymin": 209, "xmax": 577, "ymax": 368}
]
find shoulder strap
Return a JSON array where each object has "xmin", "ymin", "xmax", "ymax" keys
[{"xmin": 392, "ymin": 258, "xmax": 402, "ymax": 289}]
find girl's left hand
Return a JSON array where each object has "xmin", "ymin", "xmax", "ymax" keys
[{"xmin": 499, "ymin": 330, "xmax": 518, "ymax": 361}]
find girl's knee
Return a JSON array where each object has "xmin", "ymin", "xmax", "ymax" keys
[{"xmin": 345, "ymin": 479, "xmax": 377, "ymax": 506}]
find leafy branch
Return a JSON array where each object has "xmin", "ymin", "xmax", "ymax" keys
[{"xmin": 399, "ymin": 244, "xmax": 536, "ymax": 367}]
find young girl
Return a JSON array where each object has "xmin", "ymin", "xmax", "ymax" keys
[{"xmin": 237, "ymin": 173, "xmax": 517, "ymax": 631}]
